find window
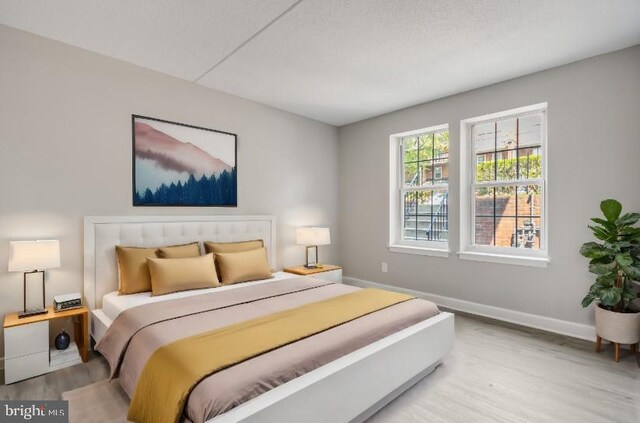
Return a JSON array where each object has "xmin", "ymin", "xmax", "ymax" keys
[
  {"xmin": 434, "ymin": 166, "xmax": 443, "ymax": 180},
  {"xmin": 389, "ymin": 124, "xmax": 449, "ymax": 256},
  {"xmin": 459, "ymin": 103, "xmax": 548, "ymax": 267}
]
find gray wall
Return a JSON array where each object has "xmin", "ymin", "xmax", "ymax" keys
[
  {"xmin": 0, "ymin": 25, "xmax": 339, "ymax": 357},
  {"xmin": 338, "ymin": 45, "xmax": 640, "ymax": 327}
]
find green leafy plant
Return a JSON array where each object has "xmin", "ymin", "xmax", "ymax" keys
[{"xmin": 580, "ymin": 199, "xmax": 640, "ymax": 312}]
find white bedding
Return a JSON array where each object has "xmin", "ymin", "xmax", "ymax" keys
[{"xmin": 101, "ymin": 271, "xmax": 297, "ymax": 321}]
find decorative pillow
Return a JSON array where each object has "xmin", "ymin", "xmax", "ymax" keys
[
  {"xmin": 155, "ymin": 242, "xmax": 200, "ymax": 259},
  {"xmin": 147, "ymin": 253, "xmax": 220, "ymax": 296},
  {"xmin": 203, "ymin": 239, "xmax": 264, "ymax": 254},
  {"xmin": 215, "ymin": 247, "xmax": 272, "ymax": 285},
  {"xmin": 204, "ymin": 239, "xmax": 265, "ymax": 275},
  {"xmin": 115, "ymin": 246, "xmax": 158, "ymax": 295}
]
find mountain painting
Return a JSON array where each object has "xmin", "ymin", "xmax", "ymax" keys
[{"xmin": 132, "ymin": 115, "xmax": 237, "ymax": 206}]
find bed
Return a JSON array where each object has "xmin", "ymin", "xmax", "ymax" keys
[{"xmin": 84, "ymin": 215, "xmax": 454, "ymax": 423}]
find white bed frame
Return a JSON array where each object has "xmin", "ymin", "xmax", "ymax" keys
[{"xmin": 83, "ymin": 215, "xmax": 454, "ymax": 423}]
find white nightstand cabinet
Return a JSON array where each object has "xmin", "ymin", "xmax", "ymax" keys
[
  {"xmin": 4, "ymin": 321, "xmax": 50, "ymax": 384},
  {"xmin": 3, "ymin": 306, "xmax": 89, "ymax": 384}
]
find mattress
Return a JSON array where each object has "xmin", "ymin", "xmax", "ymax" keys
[{"xmin": 101, "ymin": 271, "xmax": 297, "ymax": 321}]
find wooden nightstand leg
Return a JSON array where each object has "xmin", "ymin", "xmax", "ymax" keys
[
  {"xmin": 74, "ymin": 312, "xmax": 89, "ymax": 362},
  {"xmin": 596, "ymin": 336, "xmax": 601, "ymax": 353},
  {"xmin": 614, "ymin": 343, "xmax": 621, "ymax": 362}
]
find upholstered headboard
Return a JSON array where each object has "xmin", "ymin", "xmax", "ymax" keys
[{"xmin": 83, "ymin": 215, "xmax": 276, "ymax": 309}]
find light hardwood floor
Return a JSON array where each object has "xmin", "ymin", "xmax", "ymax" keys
[
  {"xmin": 369, "ymin": 312, "xmax": 639, "ymax": 423},
  {"xmin": 0, "ymin": 314, "xmax": 638, "ymax": 422}
]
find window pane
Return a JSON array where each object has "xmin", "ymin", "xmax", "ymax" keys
[
  {"xmin": 419, "ymin": 162, "xmax": 433, "ymax": 186},
  {"xmin": 474, "ymin": 184, "xmax": 542, "ymax": 249},
  {"xmin": 494, "ymin": 186, "xmax": 517, "ymax": 247},
  {"xmin": 473, "ymin": 122, "xmax": 495, "ymax": 182},
  {"xmin": 475, "ymin": 186, "xmax": 494, "ymax": 216},
  {"xmin": 516, "ymin": 185, "xmax": 542, "ymax": 217},
  {"xmin": 418, "ymin": 134, "xmax": 433, "ymax": 161},
  {"xmin": 403, "ymin": 137, "xmax": 418, "ymax": 163},
  {"xmin": 519, "ymin": 114, "xmax": 542, "ymax": 148},
  {"xmin": 434, "ymin": 132, "xmax": 449, "ymax": 157},
  {"xmin": 518, "ymin": 114, "xmax": 543, "ymax": 180},
  {"xmin": 525, "ymin": 217, "xmax": 542, "ymax": 249},
  {"xmin": 476, "ymin": 187, "xmax": 518, "ymax": 247},
  {"xmin": 496, "ymin": 118, "xmax": 517, "ymax": 152},
  {"xmin": 404, "ymin": 161, "xmax": 418, "ymax": 187},
  {"xmin": 403, "ymin": 217, "xmax": 417, "ymax": 240},
  {"xmin": 515, "ymin": 185, "xmax": 542, "ymax": 249},
  {"xmin": 495, "ymin": 118, "xmax": 517, "ymax": 181},
  {"xmin": 474, "ymin": 116, "xmax": 544, "ymax": 182},
  {"xmin": 474, "ymin": 186, "xmax": 495, "ymax": 245},
  {"xmin": 518, "ymin": 146, "xmax": 542, "ymax": 180},
  {"xmin": 474, "ymin": 217, "xmax": 494, "ymax": 246},
  {"xmin": 403, "ymin": 191, "xmax": 417, "ymax": 240},
  {"xmin": 495, "ymin": 218, "xmax": 517, "ymax": 247},
  {"xmin": 476, "ymin": 153, "xmax": 493, "ymax": 182},
  {"xmin": 473, "ymin": 122, "xmax": 495, "ymax": 154},
  {"xmin": 415, "ymin": 190, "xmax": 448, "ymax": 242},
  {"xmin": 434, "ymin": 131, "xmax": 449, "ymax": 183},
  {"xmin": 432, "ymin": 191, "xmax": 449, "ymax": 241}
]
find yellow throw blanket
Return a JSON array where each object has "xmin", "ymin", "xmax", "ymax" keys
[{"xmin": 127, "ymin": 288, "xmax": 414, "ymax": 423}]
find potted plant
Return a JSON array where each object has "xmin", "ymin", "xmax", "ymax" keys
[{"xmin": 580, "ymin": 199, "xmax": 640, "ymax": 361}]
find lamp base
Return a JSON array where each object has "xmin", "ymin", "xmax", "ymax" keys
[
  {"xmin": 304, "ymin": 264, "xmax": 322, "ymax": 269},
  {"xmin": 18, "ymin": 308, "xmax": 48, "ymax": 319}
]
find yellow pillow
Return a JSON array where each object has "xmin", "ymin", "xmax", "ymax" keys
[
  {"xmin": 204, "ymin": 239, "xmax": 264, "ymax": 275},
  {"xmin": 203, "ymin": 239, "xmax": 264, "ymax": 254},
  {"xmin": 115, "ymin": 246, "xmax": 157, "ymax": 294},
  {"xmin": 147, "ymin": 253, "xmax": 220, "ymax": 296},
  {"xmin": 155, "ymin": 242, "xmax": 200, "ymax": 258},
  {"xmin": 215, "ymin": 247, "xmax": 272, "ymax": 285}
]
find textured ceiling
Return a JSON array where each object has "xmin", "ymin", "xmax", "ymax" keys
[{"xmin": 1, "ymin": 0, "xmax": 639, "ymax": 126}]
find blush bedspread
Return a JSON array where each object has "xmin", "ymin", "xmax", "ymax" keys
[{"xmin": 96, "ymin": 277, "xmax": 440, "ymax": 423}]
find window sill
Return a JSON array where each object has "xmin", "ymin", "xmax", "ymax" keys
[
  {"xmin": 457, "ymin": 251, "xmax": 550, "ymax": 268},
  {"xmin": 388, "ymin": 245, "xmax": 450, "ymax": 258}
]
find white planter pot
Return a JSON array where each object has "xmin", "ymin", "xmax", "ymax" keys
[{"xmin": 595, "ymin": 304, "xmax": 640, "ymax": 344}]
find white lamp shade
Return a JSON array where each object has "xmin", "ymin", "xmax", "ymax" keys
[
  {"xmin": 8, "ymin": 240, "xmax": 61, "ymax": 272},
  {"xmin": 296, "ymin": 227, "xmax": 331, "ymax": 246}
]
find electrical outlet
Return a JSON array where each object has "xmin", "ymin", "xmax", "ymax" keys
[{"xmin": 381, "ymin": 262, "xmax": 388, "ymax": 273}]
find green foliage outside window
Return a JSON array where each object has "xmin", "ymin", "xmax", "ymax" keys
[
  {"xmin": 403, "ymin": 132, "xmax": 449, "ymax": 186},
  {"xmin": 475, "ymin": 155, "xmax": 542, "ymax": 196},
  {"xmin": 476, "ymin": 154, "xmax": 541, "ymax": 182}
]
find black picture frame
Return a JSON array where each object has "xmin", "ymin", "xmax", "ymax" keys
[{"xmin": 132, "ymin": 115, "xmax": 237, "ymax": 207}]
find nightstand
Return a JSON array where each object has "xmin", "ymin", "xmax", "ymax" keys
[
  {"xmin": 283, "ymin": 264, "xmax": 342, "ymax": 283},
  {"xmin": 3, "ymin": 306, "xmax": 89, "ymax": 384}
]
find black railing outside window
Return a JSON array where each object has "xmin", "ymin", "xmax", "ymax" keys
[{"xmin": 403, "ymin": 191, "xmax": 448, "ymax": 242}]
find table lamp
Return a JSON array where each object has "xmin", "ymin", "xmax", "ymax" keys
[
  {"xmin": 8, "ymin": 240, "xmax": 60, "ymax": 318},
  {"xmin": 296, "ymin": 227, "xmax": 330, "ymax": 269}
]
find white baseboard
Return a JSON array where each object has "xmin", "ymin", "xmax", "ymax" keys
[{"xmin": 344, "ymin": 276, "xmax": 597, "ymax": 342}]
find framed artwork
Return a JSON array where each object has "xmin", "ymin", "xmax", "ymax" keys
[{"xmin": 132, "ymin": 115, "xmax": 237, "ymax": 207}]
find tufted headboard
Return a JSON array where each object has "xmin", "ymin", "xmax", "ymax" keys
[{"xmin": 83, "ymin": 215, "xmax": 276, "ymax": 309}]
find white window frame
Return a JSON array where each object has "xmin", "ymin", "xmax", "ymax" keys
[
  {"xmin": 459, "ymin": 103, "xmax": 549, "ymax": 267},
  {"xmin": 389, "ymin": 124, "xmax": 450, "ymax": 257}
]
